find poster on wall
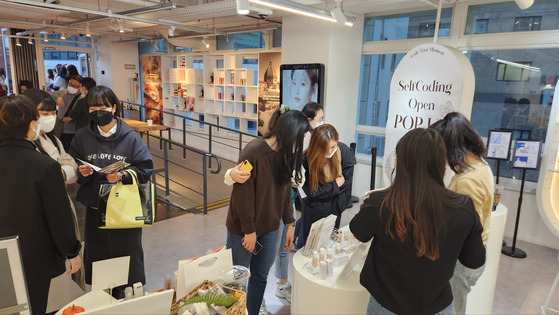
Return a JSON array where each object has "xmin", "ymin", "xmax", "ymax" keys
[
  {"xmin": 142, "ymin": 55, "xmax": 163, "ymax": 124},
  {"xmin": 383, "ymin": 43, "xmax": 475, "ymax": 185},
  {"xmin": 257, "ymin": 52, "xmax": 281, "ymax": 136},
  {"xmin": 279, "ymin": 63, "xmax": 325, "ymax": 112}
]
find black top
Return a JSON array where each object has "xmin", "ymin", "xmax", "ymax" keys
[
  {"xmin": 350, "ymin": 190, "xmax": 485, "ymax": 314},
  {"xmin": 69, "ymin": 118, "xmax": 154, "ymax": 207},
  {"xmin": 0, "ymin": 138, "xmax": 81, "ymax": 313}
]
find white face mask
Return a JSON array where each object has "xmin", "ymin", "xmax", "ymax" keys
[
  {"xmin": 314, "ymin": 120, "xmax": 324, "ymax": 128},
  {"xmin": 39, "ymin": 115, "xmax": 56, "ymax": 133},
  {"xmin": 31, "ymin": 121, "xmax": 41, "ymax": 141},
  {"xmin": 67, "ymin": 86, "xmax": 79, "ymax": 94},
  {"xmin": 325, "ymin": 146, "xmax": 338, "ymax": 159}
]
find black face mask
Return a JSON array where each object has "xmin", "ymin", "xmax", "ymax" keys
[{"xmin": 89, "ymin": 110, "xmax": 114, "ymax": 126}]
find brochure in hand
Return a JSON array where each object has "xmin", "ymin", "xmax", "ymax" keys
[{"xmin": 77, "ymin": 159, "xmax": 130, "ymax": 174}]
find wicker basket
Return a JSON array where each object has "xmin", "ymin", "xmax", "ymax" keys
[{"xmin": 170, "ymin": 280, "xmax": 247, "ymax": 315}]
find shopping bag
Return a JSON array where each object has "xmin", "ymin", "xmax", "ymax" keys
[
  {"xmin": 97, "ymin": 169, "xmax": 154, "ymax": 229},
  {"xmin": 175, "ymin": 247, "xmax": 232, "ymax": 299}
]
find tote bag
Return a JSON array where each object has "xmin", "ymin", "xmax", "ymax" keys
[{"xmin": 97, "ymin": 169, "xmax": 154, "ymax": 229}]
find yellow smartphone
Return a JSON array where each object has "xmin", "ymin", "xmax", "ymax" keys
[{"xmin": 239, "ymin": 160, "xmax": 253, "ymax": 172}]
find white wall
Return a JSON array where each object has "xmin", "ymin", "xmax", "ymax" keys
[
  {"xmin": 97, "ymin": 36, "xmax": 139, "ymax": 101},
  {"xmin": 281, "ymin": 15, "xmax": 364, "ymax": 145}
]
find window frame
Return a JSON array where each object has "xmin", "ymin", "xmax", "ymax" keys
[{"xmin": 358, "ymin": 0, "xmax": 559, "ymax": 190}]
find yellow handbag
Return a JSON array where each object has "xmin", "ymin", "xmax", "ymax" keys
[{"xmin": 97, "ymin": 169, "xmax": 154, "ymax": 229}]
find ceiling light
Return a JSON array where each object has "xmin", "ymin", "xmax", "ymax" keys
[
  {"xmin": 86, "ymin": 23, "xmax": 91, "ymax": 37},
  {"xmin": 168, "ymin": 26, "xmax": 175, "ymax": 37},
  {"xmin": 42, "ymin": 32, "xmax": 48, "ymax": 42},
  {"xmin": 237, "ymin": 0, "xmax": 250, "ymax": 14},
  {"xmin": 118, "ymin": 19, "xmax": 124, "ymax": 33},
  {"xmin": 152, "ymin": 41, "xmax": 159, "ymax": 50},
  {"xmin": 28, "ymin": 36, "xmax": 33, "ymax": 44},
  {"xmin": 16, "ymin": 38, "xmax": 22, "ymax": 46},
  {"xmin": 514, "ymin": 0, "xmax": 534, "ymax": 9},
  {"xmin": 249, "ymin": 0, "xmax": 336, "ymax": 23},
  {"xmin": 330, "ymin": 4, "xmax": 347, "ymax": 26},
  {"xmin": 60, "ymin": 32, "xmax": 66, "ymax": 39},
  {"xmin": 202, "ymin": 37, "xmax": 210, "ymax": 48}
]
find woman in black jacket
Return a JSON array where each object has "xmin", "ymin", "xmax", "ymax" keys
[
  {"xmin": 0, "ymin": 95, "xmax": 81, "ymax": 314},
  {"xmin": 301, "ymin": 124, "xmax": 356, "ymax": 246},
  {"xmin": 350, "ymin": 128, "xmax": 485, "ymax": 314},
  {"xmin": 69, "ymin": 86, "xmax": 153, "ymax": 297}
]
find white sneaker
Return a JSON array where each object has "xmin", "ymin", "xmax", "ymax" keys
[
  {"xmin": 275, "ymin": 282, "xmax": 292, "ymax": 303},
  {"xmin": 259, "ymin": 298, "xmax": 269, "ymax": 315}
]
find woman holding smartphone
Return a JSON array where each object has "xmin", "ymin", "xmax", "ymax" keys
[{"xmin": 226, "ymin": 110, "xmax": 310, "ymax": 315}]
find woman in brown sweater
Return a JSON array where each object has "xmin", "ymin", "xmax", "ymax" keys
[{"xmin": 226, "ymin": 110, "xmax": 310, "ymax": 315}]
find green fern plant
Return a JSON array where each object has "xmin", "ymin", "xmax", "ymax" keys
[{"xmin": 179, "ymin": 292, "xmax": 239, "ymax": 308}]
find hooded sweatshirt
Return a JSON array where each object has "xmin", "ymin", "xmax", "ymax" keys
[{"xmin": 69, "ymin": 118, "xmax": 154, "ymax": 208}]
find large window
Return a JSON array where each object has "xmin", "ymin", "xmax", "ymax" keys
[
  {"xmin": 465, "ymin": 0, "xmax": 559, "ymax": 35},
  {"xmin": 216, "ymin": 32, "xmax": 265, "ymax": 50},
  {"xmin": 357, "ymin": 2, "xmax": 559, "ymax": 184},
  {"xmin": 363, "ymin": 8, "xmax": 452, "ymax": 42}
]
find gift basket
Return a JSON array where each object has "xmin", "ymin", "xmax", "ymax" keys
[{"xmin": 170, "ymin": 280, "xmax": 246, "ymax": 315}]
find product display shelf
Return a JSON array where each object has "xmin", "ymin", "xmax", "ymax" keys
[
  {"xmin": 157, "ymin": 53, "xmax": 259, "ymax": 136},
  {"xmin": 161, "ymin": 55, "xmax": 206, "ymax": 131},
  {"xmin": 202, "ymin": 53, "xmax": 258, "ymax": 136}
]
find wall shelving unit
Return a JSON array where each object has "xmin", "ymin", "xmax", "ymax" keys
[{"xmin": 161, "ymin": 53, "xmax": 258, "ymax": 136}]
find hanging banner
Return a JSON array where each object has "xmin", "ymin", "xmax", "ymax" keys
[
  {"xmin": 383, "ymin": 43, "xmax": 475, "ymax": 185},
  {"xmin": 257, "ymin": 52, "xmax": 281, "ymax": 136},
  {"xmin": 142, "ymin": 55, "xmax": 163, "ymax": 124}
]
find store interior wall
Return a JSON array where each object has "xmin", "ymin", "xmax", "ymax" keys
[
  {"xmin": 96, "ymin": 36, "xmax": 139, "ymax": 102},
  {"xmin": 280, "ymin": 14, "xmax": 364, "ymax": 146}
]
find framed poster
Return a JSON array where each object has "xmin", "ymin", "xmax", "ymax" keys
[
  {"xmin": 279, "ymin": 63, "xmax": 325, "ymax": 112},
  {"xmin": 0, "ymin": 236, "xmax": 30, "ymax": 314},
  {"xmin": 486, "ymin": 130, "xmax": 513, "ymax": 160},
  {"xmin": 512, "ymin": 139, "xmax": 542, "ymax": 170}
]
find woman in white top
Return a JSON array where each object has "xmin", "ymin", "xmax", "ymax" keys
[{"xmin": 23, "ymin": 89, "xmax": 78, "ymax": 184}]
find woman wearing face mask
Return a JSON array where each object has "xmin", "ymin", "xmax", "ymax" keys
[
  {"xmin": 69, "ymin": 86, "xmax": 154, "ymax": 297},
  {"xmin": 23, "ymin": 89, "xmax": 78, "ymax": 185},
  {"xmin": 0, "ymin": 95, "xmax": 82, "ymax": 314},
  {"xmin": 300, "ymin": 124, "xmax": 356, "ymax": 246}
]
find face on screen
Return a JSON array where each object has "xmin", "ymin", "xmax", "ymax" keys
[{"xmin": 290, "ymin": 70, "xmax": 317, "ymax": 110}]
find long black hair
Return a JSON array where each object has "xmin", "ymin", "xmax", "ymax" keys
[
  {"xmin": 264, "ymin": 110, "xmax": 310, "ymax": 186},
  {"xmin": 302, "ymin": 102, "xmax": 323, "ymax": 121},
  {"xmin": 430, "ymin": 112, "xmax": 486, "ymax": 174}
]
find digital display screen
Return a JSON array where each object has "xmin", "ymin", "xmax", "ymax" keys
[{"xmin": 280, "ymin": 63, "xmax": 325, "ymax": 111}]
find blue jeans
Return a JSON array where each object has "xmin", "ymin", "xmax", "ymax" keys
[
  {"xmin": 227, "ymin": 229, "xmax": 279, "ymax": 315},
  {"xmin": 449, "ymin": 260, "xmax": 486, "ymax": 315},
  {"xmin": 274, "ymin": 205, "xmax": 296, "ymax": 280},
  {"xmin": 274, "ymin": 220, "xmax": 289, "ymax": 279},
  {"xmin": 367, "ymin": 295, "xmax": 454, "ymax": 315}
]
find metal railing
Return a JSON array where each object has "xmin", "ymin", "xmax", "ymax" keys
[
  {"xmin": 119, "ymin": 100, "xmax": 258, "ymax": 162},
  {"xmin": 146, "ymin": 132, "xmax": 222, "ymax": 215}
]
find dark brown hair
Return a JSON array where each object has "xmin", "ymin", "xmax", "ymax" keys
[
  {"xmin": 430, "ymin": 112, "xmax": 487, "ymax": 174},
  {"xmin": 305, "ymin": 124, "xmax": 340, "ymax": 194},
  {"xmin": 381, "ymin": 128, "xmax": 454, "ymax": 260},
  {"xmin": 0, "ymin": 95, "xmax": 39, "ymax": 139}
]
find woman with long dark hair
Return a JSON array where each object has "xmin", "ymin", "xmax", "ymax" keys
[
  {"xmin": 350, "ymin": 128, "xmax": 485, "ymax": 314},
  {"xmin": 301, "ymin": 124, "xmax": 355, "ymax": 245},
  {"xmin": 430, "ymin": 112, "xmax": 494, "ymax": 314},
  {"xmin": 226, "ymin": 110, "xmax": 310, "ymax": 315}
]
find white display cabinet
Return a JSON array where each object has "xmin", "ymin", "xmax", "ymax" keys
[{"xmin": 160, "ymin": 53, "xmax": 259, "ymax": 136}]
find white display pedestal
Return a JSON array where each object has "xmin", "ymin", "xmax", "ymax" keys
[
  {"xmin": 465, "ymin": 203, "xmax": 508, "ymax": 314},
  {"xmin": 292, "ymin": 250, "xmax": 369, "ymax": 314}
]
